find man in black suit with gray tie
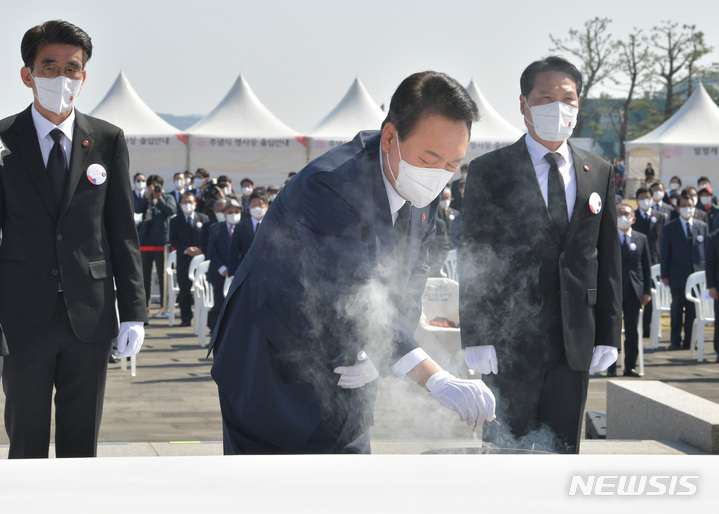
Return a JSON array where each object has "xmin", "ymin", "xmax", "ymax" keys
[{"xmin": 0, "ymin": 20, "xmax": 147, "ymax": 458}]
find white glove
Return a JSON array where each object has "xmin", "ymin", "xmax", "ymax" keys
[
  {"xmin": 590, "ymin": 345, "xmax": 618, "ymax": 371},
  {"xmin": 464, "ymin": 345, "xmax": 498, "ymax": 375},
  {"xmin": 425, "ymin": 370, "xmax": 496, "ymax": 425},
  {"xmin": 115, "ymin": 322, "xmax": 145, "ymax": 358},
  {"xmin": 334, "ymin": 350, "xmax": 379, "ymax": 389}
]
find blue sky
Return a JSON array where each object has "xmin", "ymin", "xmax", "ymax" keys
[{"xmin": 2, "ymin": 0, "xmax": 717, "ymax": 132}]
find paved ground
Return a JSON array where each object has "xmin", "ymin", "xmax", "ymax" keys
[{"xmin": 1, "ymin": 309, "xmax": 717, "ymax": 456}]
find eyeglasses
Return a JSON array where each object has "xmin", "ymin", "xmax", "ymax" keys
[{"xmin": 29, "ymin": 64, "xmax": 83, "ymax": 80}]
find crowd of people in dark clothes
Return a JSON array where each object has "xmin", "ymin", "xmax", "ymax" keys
[
  {"xmin": 608, "ymin": 171, "xmax": 719, "ymax": 378},
  {"xmin": 131, "ymin": 168, "xmax": 285, "ymax": 342}
]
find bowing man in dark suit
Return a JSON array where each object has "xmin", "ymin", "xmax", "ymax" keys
[
  {"xmin": 0, "ymin": 20, "xmax": 147, "ymax": 459},
  {"xmin": 169, "ymin": 191, "xmax": 209, "ymax": 326},
  {"xmin": 210, "ymin": 71, "xmax": 496, "ymax": 454},
  {"xmin": 607, "ymin": 204, "xmax": 652, "ymax": 377},
  {"xmin": 660, "ymin": 192, "xmax": 708, "ymax": 351},
  {"xmin": 704, "ymin": 228, "xmax": 719, "ymax": 362},
  {"xmin": 459, "ymin": 57, "xmax": 622, "ymax": 453},
  {"xmin": 226, "ymin": 191, "xmax": 268, "ymax": 275},
  {"xmin": 207, "ymin": 199, "xmax": 242, "ymax": 333}
]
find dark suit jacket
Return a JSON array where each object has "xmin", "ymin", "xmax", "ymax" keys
[
  {"xmin": 209, "ymin": 131, "xmax": 436, "ymax": 450},
  {"xmin": 226, "ymin": 218, "xmax": 256, "ymax": 275},
  {"xmin": 633, "ymin": 208, "xmax": 667, "ymax": 265},
  {"xmin": 660, "ymin": 217, "xmax": 708, "ymax": 289},
  {"xmin": 207, "ymin": 221, "xmax": 234, "ymax": 288},
  {"xmin": 621, "ymin": 231, "xmax": 652, "ymax": 301},
  {"xmin": 169, "ymin": 211, "xmax": 209, "ymax": 258},
  {"xmin": 135, "ymin": 192, "xmax": 177, "ymax": 246},
  {"xmin": 705, "ymin": 228, "xmax": 719, "ymax": 289},
  {"xmin": 0, "ymin": 106, "xmax": 147, "ymax": 343},
  {"xmin": 459, "ymin": 136, "xmax": 622, "ymax": 372}
]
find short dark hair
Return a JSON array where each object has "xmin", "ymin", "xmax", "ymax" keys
[
  {"xmin": 133, "ymin": 173, "xmax": 145, "ymax": 181},
  {"xmin": 670, "ymin": 176, "xmax": 682, "ymax": 186},
  {"xmin": 679, "ymin": 191, "xmax": 694, "ymax": 205},
  {"xmin": 699, "ymin": 176, "xmax": 710, "ymax": 184},
  {"xmin": 650, "ymin": 182, "xmax": 664, "ymax": 191},
  {"xmin": 195, "ymin": 168, "xmax": 210, "ymax": 179},
  {"xmin": 381, "ymin": 71, "xmax": 479, "ymax": 139},
  {"xmin": 241, "ymin": 178, "xmax": 254, "ymax": 187},
  {"xmin": 249, "ymin": 191, "xmax": 268, "ymax": 204},
  {"xmin": 180, "ymin": 191, "xmax": 196, "ymax": 203},
  {"xmin": 173, "ymin": 172, "xmax": 185, "ymax": 181},
  {"xmin": 684, "ymin": 186, "xmax": 698, "ymax": 195},
  {"xmin": 635, "ymin": 187, "xmax": 651, "ymax": 198},
  {"xmin": 148, "ymin": 174, "xmax": 163, "ymax": 186},
  {"xmin": 520, "ymin": 56, "xmax": 583, "ymax": 98},
  {"xmin": 21, "ymin": 20, "xmax": 92, "ymax": 68}
]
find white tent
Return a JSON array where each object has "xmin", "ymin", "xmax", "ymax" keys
[
  {"xmin": 625, "ymin": 83, "xmax": 719, "ymax": 196},
  {"xmin": 308, "ymin": 77, "xmax": 385, "ymax": 160},
  {"xmin": 186, "ymin": 74, "xmax": 308, "ymax": 187},
  {"xmin": 90, "ymin": 72, "xmax": 187, "ymax": 180},
  {"xmin": 464, "ymin": 79, "xmax": 524, "ymax": 163}
]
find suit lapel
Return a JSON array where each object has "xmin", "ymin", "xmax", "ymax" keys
[
  {"xmin": 563, "ymin": 143, "xmax": 593, "ymax": 249},
  {"xmin": 10, "ymin": 107, "xmax": 57, "ymax": 219},
  {"xmin": 59, "ymin": 111, "xmax": 93, "ymax": 218}
]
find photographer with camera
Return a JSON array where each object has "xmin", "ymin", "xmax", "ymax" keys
[{"xmin": 135, "ymin": 174, "xmax": 177, "ymax": 318}]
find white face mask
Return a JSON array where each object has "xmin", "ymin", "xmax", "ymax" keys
[
  {"xmin": 175, "ymin": 179, "xmax": 185, "ymax": 190},
  {"xmin": 524, "ymin": 99, "xmax": 578, "ymax": 142},
  {"xmin": 194, "ymin": 178, "xmax": 204, "ymax": 189},
  {"xmin": 250, "ymin": 206, "xmax": 267, "ymax": 220},
  {"xmin": 226, "ymin": 213, "xmax": 242, "ymax": 225},
  {"xmin": 181, "ymin": 203, "xmax": 195, "ymax": 215},
  {"xmin": 223, "ymin": 187, "xmax": 232, "ymax": 196},
  {"xmin": 31, "ymin": 74, "xmax": 83, "ymax": 115},
  {"xmin": 241, "ymin": 187, "xmax": 253, "ymax": 196},
  {"xmin": 617, "ymin": 215, "xmax": 633, "ymax": 230},
  {"xmin": 670, "ymin": 182, "xmax": 680, "ymax": 191},
  {"xmin": 215, "ymin": 212, "xmax": 226, "ymax": 223},
  {"xmin": 652, "ymin": 191, "xmax": 664, "ymax": 202},
  {"xmin": 680, "ymin": 206, "xmax": 695, "ymax": 220},
  {"xmin": 135, "ymin": 180, "xmax": 146, "ymax": 192},
  {"xmin": 638, "ymin": 198, "xmax": 653, "ymax": 211},
  {"xmin": 700, "ymin": 196, "xmax": 712, "ymax": 206},
  {"xmin": 439, "ymin": 199, "xmax": 451, "ymax": 210},
  {"xmin": 387, "ymin": 135, "xmax": 454, "ymax": 208},
  {"xmin": 185, "ymin": 177, "xmax": 192, "ymax": 187}
]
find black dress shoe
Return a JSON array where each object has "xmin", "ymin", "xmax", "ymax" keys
[
  {"xmin": 682, "ymin": 342, "xmax": 691, "ymax": 350},
  {"xmin": 623, "ymin": 369, "xmax": 641, "ymax": 377},
  {"xmin": 667, "ymin": 344, "xmax": 681, "ymax": 351},
  {"xmin": 606, "ymin": 369, "xmax": 617, "ymax": 377},
  {"xmin": 179, "ymin": 321, "xmax": 192, "ymax": 327},
  {"xmin": 108, "ymin": 353, "xmax": 120, "ymax": 364}
]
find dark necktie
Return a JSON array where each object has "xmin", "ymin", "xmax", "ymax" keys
[
  {"xmin": 544, "ymin": 152, "xmax": 568, "ymax": 236},
  {"xmin": 228, "ymin": 224, "xmax": 234, "ymax": 238},
  {"xmin": 48, "ymin": 129, "xmax": 68, "ymax": 211},
  {"xmin": 686, "ymin": 222, "xmax": 693, "ymax": 241},
  {"xmin": 394, "ymin": 202, "xmax": 411, "ymax": 260}
]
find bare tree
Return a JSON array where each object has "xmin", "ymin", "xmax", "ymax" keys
[
  {"xmin": 616, "ymin": 30, "xmax": 652, "ymax": 159},
  {"xmin": 550, "ymin": 17, "xmax": 618, "ymax": 136},
  {"xmin": 650, "ymin": 21, "xmax": 711, "ymax": 119}
]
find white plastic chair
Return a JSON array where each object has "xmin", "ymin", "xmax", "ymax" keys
[
  {"xmin": 165, "ymin": 251, "xmax": 180, "ymax": 327},
  {"xmin": 685, "ymin": 270, "xmax": 715, "ymax": 362},
  {"xmin": 649, "ymin": 263, "xmax": 672, "ymax": 349},
  {"xmin": 188, "ymin": 254, "xmax": 205, "ymax": 335},
  {"xmin": 193, "ymin": 260, "xmax": 213, "ymax": 348},
  {"xmin": 441, "ymin": 249, "xmax": 458, "ymax": 281}
]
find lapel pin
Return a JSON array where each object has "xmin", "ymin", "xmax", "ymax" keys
[
  {"xmin": 589, "ymin": 192, "xmax": 602, "ymax": 214},
  {"xmin": 421, "ymin": 214, "xmax": 427, "ymax": 222},
  {"xmin": 86, "ymin": 163, "xmax": 107, "ymax": 185},
  {"xmin": 583, "ymin": 165, "xmax": 589, "ymax": 172},
  {"xmin": 82, "ymin": 140, "xmax": 89, "ymax": 147}
]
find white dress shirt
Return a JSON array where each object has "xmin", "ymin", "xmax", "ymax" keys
[
  {"xmin": 524, "ymin": 133, "xmax": 577, "ymax": 221},
  {"xmin": 31, "ymin": 103, "xmax": 74, "ymax": 168}
]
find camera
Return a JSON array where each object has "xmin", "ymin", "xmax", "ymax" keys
[{"xmin": 153, "ymin": 184, "xmax": 162, "ymax": 193}]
